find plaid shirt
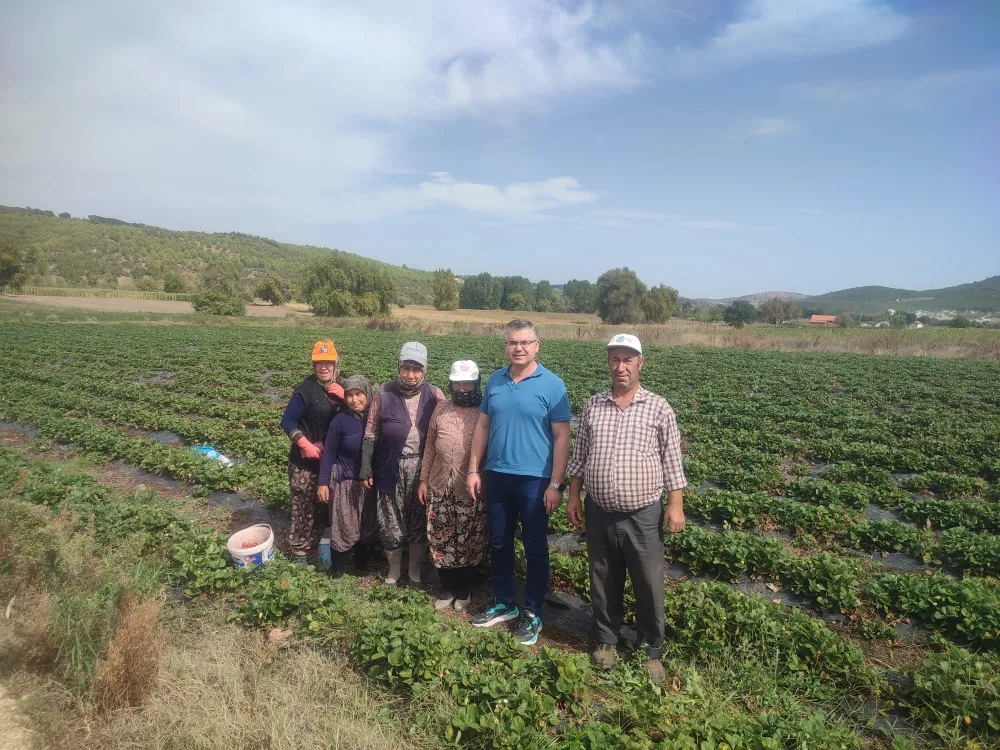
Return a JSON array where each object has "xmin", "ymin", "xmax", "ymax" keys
[{"xmin": 567, "ymin": 386, "xmax": 686, "ymax": 512}]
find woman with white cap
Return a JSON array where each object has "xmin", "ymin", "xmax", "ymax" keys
[
  {"xmin": 360, "ymin": 342, "xmax": 445, "ymax": 586},
  {"xmin": 418, "ymin": 360, "xmax": 488, "ymax": 611}
]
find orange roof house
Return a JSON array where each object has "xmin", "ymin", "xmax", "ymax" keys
[{"xmin": 809, "ymin": 315, "xmax": 839, "ymax": 327}]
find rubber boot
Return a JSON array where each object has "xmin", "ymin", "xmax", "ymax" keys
[
  {"xmin": 408, "ymin": 542, "xmax": 427, "ymax": 585},
  {"xmin": 328, "ymin": 549, "xmax": 349, "ymax": 579},
  {"xmin": 385, "ymin": 547, "xmax": 404, "ymax": 586},
  {"xmin": 353, "ymin": 544, "xmax": 372, "ymax": 575}
]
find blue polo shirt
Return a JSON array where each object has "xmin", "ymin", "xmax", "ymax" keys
[{"xmin": 480, "ymin": 362, "xmax": 572, "ymax": 478}]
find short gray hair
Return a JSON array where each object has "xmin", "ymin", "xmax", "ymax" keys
[{"xmin": 504, "ymin": 319, "xmax": 538, "ymax": 341}]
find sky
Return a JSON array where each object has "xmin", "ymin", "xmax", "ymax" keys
[{"xmin": 1, "ymin": 1, "xmax": 997, "ymax": 298}]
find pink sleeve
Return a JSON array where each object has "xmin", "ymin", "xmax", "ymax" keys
[{"xmin": 364, "ymin": 390, "xmax": 381, "ymax": 440}]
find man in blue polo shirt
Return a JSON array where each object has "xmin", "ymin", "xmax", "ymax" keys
[{"xmin": 466, "ymin": 319, "xmax": 572, "ymax": 645}]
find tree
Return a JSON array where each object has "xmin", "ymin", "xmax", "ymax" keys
[
  {"xmin": 135, "ymin": 275, "xmax": 159, "ymax": 292},
  {"xmin": 837, "ymin": 312, "xmax": 857, "ymax": 328},
  {"xmin": 162, "ymin": 271, "xmax": 187, "ymax": 293},
  {"xmin": 192, "ymin": 257, "xmax": 248, "ymax": 316},
  {"xmin": 303, "ymin": 256, "xmax": 395, "ymax": 317},
  {"xmin": 459, "ymin": 272, "xmax": 503, "ymax": 309},
  {"xmin": 596, "ymin": 267, "xmax": 647, "ymax": 324},
  {"xmin": 254, "ymin": 274, "xmax": 292, "ymax": 305},
  {"xmin": 642, "ymin": 284, "xmax": 679, "ymax": 323},
  {"xmin": 0, "ymin": 238, "xmax": 28, "ymax": 292},
  {"xmin": 505, "ymin": 292, "xmax": 529, "ymax": 311},
  {"xmin": 500, "ymin": 276, "xmax": 535, "ymax": 311},
  {"xmin": 889, "ymin": 312, "xmax": 908, "ymax": 329},
  {"xmin": 563, "ymin": 279, "xmax": 598, "ymax": 314},
  {"xmin": 432, "ymin": 269, "xmax": 459, "ymax": 311},
  {"xmin": 534, "ymin": 280, "xmax": 555, "ymax": 312},
  {"xmin": 951, "ymin": 315, "xmax": 972, "ymax": 329},
  {"xmin": 758, "ymin": 297, "xmax": 799, "ymax": 326},
  {"xmin": 723, "ymin": 299, "xmax": 757, "ymax": 328},
  {"xmin": 58, "ymin": 212, "xmax": 71, "ymax": 219}
]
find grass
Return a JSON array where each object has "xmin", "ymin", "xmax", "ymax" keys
[{"xmin": 3, "ymin": 295, "xmax": 999, "ymax": 360}]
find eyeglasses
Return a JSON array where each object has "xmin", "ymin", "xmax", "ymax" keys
[{"xmin": 505, "ymin": 339, "xmax": 538, "ymax": 349}]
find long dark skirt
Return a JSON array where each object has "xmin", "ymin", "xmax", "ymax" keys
[
  {"xmin": 288, "ymin": 463, "xmax": 323, "ymax": 555},
  {"xmin": 329, "ymin": 477, "xmax": 378, "ymax": 553},
  {"xmin": 376, "ymin": 455, "xmax": 426, "ymax": 550}
]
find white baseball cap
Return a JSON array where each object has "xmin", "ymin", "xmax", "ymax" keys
[
  {"xmin": 399, "ymin": 341, "xmax": 428, "ymax": 368},
  {"xmin": 448, "ymin": 360, "xmax": 480, "ymax": 382},
  {"xmin": 605, "ymin": 333, "xmax": 642, "ymax": 355}
]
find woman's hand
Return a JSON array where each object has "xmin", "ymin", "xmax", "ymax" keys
[
  {"xmin": 361, "ymin": 477, "xmax": 374, "ymax": 489},
  {"xmin": 317, "ymin": 485, "xmax": 330, "ymax": 504},
  {"xmin": 296, "ymin": 437, "xmax": 322, "ymax": 461},
  {"xmin": 417, "ymin": 481, "xmax": 428, "ymax": 505}
]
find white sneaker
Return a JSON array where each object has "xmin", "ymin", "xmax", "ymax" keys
[
  {"xmin": 434, "ymin": 595, "xmax": 455, "ymax": 610},
  {"xmin": 453, "ymin": 596, "xmax": 471, "ymax": 612}
]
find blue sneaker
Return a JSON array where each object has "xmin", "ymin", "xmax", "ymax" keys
[
  {"xmin": 514, "ymin": 611, "xmax": 543, "ymax": 646},
  {"xmin": 471, "ymin": 602, "xmax": 520, "ymax": 628}
]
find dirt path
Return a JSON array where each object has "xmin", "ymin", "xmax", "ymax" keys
[
  {"xmin": 0, "ymin": 682, "xmax": 36, "ymax": 750},
  {"xmin": 10, "ymin": 295, "xmax": 310, "ymax": 317}
]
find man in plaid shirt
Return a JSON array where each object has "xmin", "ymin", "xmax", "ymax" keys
[{"xmin": 567, "ymin": 334, "xmax": 686, "ymax": 683}]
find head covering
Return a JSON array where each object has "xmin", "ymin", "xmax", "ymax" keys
[
  {"xmin": 311, "ymin": 340, "xmax": 338, "ymax": 362},
  {"xmin": 341, "ymin": 374, "xmax": 373, "ymax": 419},
  {"xmin": 448, "ymin": 360, "xmax": 479, "ymax": 382},
  {"xmin": 606, "ymin": 333, "xmax": 642, "ymax": 356},
  {"xmin": 398, "ymin": 341, "xmax": 428, "ymax": 368},
  {"xmin": 448, "ymin": 360, "xmax": 482, "ymax": 408}
]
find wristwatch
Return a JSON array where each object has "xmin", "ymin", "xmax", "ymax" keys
[{"xmin": 549, "ymin": 481, "xmax": 568, "ymax": 492}]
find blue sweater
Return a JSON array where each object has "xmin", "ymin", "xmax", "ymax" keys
[{"xmin": 318, "ymin": 411, "xmax": 366, "ymax": 486}]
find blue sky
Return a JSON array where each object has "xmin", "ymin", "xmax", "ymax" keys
[{"xmin": 1, "ymin": 0, "xmax": 997, "ymax": 297}]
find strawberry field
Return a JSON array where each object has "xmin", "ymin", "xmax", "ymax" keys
[{"xmin": 2, "ymin": 321, "xmax": 999, "ymax": 749}]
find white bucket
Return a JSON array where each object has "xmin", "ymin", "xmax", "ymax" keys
[{"xmin": 226, "ymin": 524, "xmax": 275, "ymax": 568}]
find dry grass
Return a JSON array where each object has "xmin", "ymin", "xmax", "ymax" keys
[
  {"xmin": 2, "ymin": 603, "xmax": 432, "ymax": 750},
  {"xmin": 0, "ymin": 682, "xmax": 37, "ymax": 750},
  {"xmin": 91, "ymin": 593, "xmax": 164, "ymax": 713}
]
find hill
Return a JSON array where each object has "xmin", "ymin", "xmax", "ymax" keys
[
  {"xmin": 686, "ymin": 291, "xmax": 807, "ymax": 307},
  {"xmin": 803, "ymin": 276, "xmax": 1000, "ymax": 313},
  {"xmin": 0, "ymin": 206, "xmax": 436, "ymax": 303}
]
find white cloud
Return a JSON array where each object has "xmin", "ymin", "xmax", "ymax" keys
[
  {"xmin": 328, "ymin": 172, "xmax": 597, "ymax": 222},
  {"xmin": 674, "ymin": 0, "xmax": 909, "ymax": 73},
  {"xmin": 785, "ymin": 66, "xmax": 1000, "ymax": 108},
  {"xmin": 0, "ymin": 0, "xmax": 644, "ymax": 224},
  {"xmin": 739, "ymin": 116, "xmax": 800, "ymax": 137},
  {"xmin": 590, "ymin": 208, "xmax": 671, "ymax": 220}
]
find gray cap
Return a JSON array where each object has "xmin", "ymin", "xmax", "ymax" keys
[{"xmin": 399, "ymin": 341, "xmax": 428, "ymax": 368}]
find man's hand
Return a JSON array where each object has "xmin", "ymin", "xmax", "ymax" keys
[
  {"xmin": 417, "ymin": 481, "xmax": 428, "ymax": 505},
  {"xmin": 543, "ymin": 485, "xmax": 563, "ymax": 515},
  {"xmin": 664, "ymin": 505, "xmax": 686, "ymax": 533},
  {"xmin": 297, "ymin": 437, "xmax": 322, "ymax": 461},
  {"xmin": 566, "ymin": 494, "xmax": 583, "ymax": 528},
  {"xmin": 466, "ymin": 472, "xmax": 481, "ymax": 501},
  {"xmin": 317, "ymin": 485, "xmax": 330, "ymax": 504}
]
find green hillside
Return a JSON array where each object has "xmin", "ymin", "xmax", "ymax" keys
[
  {"xmin": 804, "ymin": 276, "xmax": 1000, "ymax": 314},
  {"xmin": 0, "ymin": 206, "xmax": 436, "ymax": 303}
]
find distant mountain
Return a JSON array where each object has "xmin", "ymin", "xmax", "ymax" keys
[
  {"xmin": 685, "ymin": 291, "xmax": 807, "ymax": 307},
  {"xmin": 803, "ymin": 276, "xmax": 1000, "ymax": 313}
]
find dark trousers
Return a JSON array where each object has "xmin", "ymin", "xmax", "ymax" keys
[
  {"xmin": 485, "ymin": 471, "xmax": 550, "ymax": 619},
  {"xmin": 586, "ymin": 499, "xmax": 665, "ymax": 659},
  {"xmin": 439, "ymin": 565, "xmax": 477, "ymax": 599}
]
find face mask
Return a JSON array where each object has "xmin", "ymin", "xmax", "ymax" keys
[
  {"xmin": 396, "ymin": 373, "xmax": 424, "ymax": 397},
  {"xmin": 450, "ymin": 382, "xmax": 482, "ymax": 408}
]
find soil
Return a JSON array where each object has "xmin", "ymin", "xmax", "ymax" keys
[{"xmin": 10, "ymin": 295, "xmax": 310, "ymax": 317}]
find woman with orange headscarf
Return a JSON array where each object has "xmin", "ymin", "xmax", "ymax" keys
[{"xmin": 280, "ymin": 340, "xmax": 345, "ymax": 563}]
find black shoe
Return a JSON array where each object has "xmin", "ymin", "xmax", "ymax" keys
[
  {"xmin": 353, "ymin": 544, "xmax": 372, "ymax": 574},
  {"xmin": 513, "ymin": 611, "xmax": 543, "ymax": 646},
  {"xmin": 329, "ymin": 550, "xmax": 350, "ymax": 579}
]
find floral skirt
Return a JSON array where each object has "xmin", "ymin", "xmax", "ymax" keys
[
  {"xmin": 376, "ymin": 455, "xmax": 426, "ymax": 550},
  {"xmin": 427, "ymin": 487, "xmax": 487, "ymax": 569},
  {"xmin": 329, "ymin": 477, "xmax": 378, "ymax": 553},
  {"xmin": 288, "ymin": 463, "xmax": 322, "ymax": 554}
]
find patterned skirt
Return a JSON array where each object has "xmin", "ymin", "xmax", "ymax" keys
[
  {"xmin": 427, "ymin": 487, "xmax": 487, "ymax": 569},
  {"xmin": 287, "ymin": 463, "xmax": 322, "ymax": 554},
  {"xmin": 328, "ymin": 477, "xmax": 378, "ymax": 553},
  {"xmin": 376, "ymin": 455, "xmax": 426, "ymax": 550}
]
